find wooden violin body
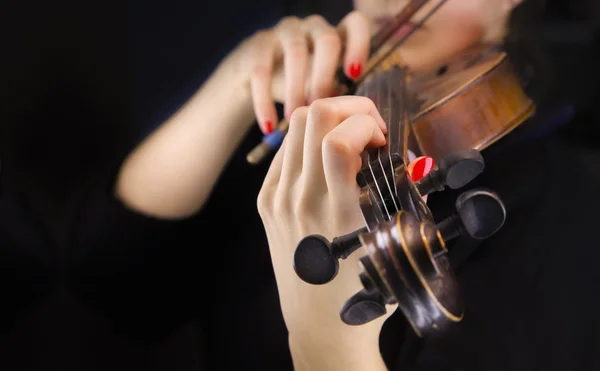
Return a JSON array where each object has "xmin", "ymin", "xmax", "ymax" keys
[
  {"xmin": 408, "ymin": 45, "xmax": 535, "ymax": 161},
  {"xmin": 293, "ymin": 44, "xmax": 527, "ymax": 337}
]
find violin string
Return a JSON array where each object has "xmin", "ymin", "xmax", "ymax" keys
[
  {"xmin": 375, "ymin": 71, "xmax": 393, "ymax": 220},
  {"xmin": 376, "ymin": 71, "xmax": 399, "ymax": 215},
  {"xmin": 387, "ymin": 68, "xmax": 400, "ymax": 213},
  {"xmin": 371, "ymin": 69, "xmax": 399, "ymax": 220},
  {"xmin": 394, "ymin": 67, "xmax": 408, "ymax": 203},
  {"xmin": 365, "ymin": 74, "xmax": 392, "ymax": 221}
]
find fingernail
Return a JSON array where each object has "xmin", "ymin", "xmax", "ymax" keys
[
  {"xmin": 264, "ymin": 120, "xmax": 273, "ymax": 134},
  {"xmin": 349, "ymin": 63, "xmax": 362, "ymax": 79},
  {"xmin": 408, "ymin": 156, "xmax": 435, "ymax": 182}
]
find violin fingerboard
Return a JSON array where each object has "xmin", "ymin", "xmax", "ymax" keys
[{"xmin": 356, "ymin": 66, "xmax": 419, "ymax": 222}]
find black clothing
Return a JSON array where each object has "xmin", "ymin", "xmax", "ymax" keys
[
  {"xmin": 0, "ymin": 180, "xmax": 54, "ymax": 334},
  {"xmin": 69, "ymin": 126, "xmax": 293, "ymax": 370},
  {"xmin": 387, "ymin": 122, "xmax": 600, "ymax": 370}
]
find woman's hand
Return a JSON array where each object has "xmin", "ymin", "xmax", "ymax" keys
[
  {"xmin": 229, "ymin": 11, "xmax": 371, "ymax": 135},
  {"xmin": 257, "ymin": 96, "xmax": 392, "ymax": 370},
  {"xmin": 114, "ymin": 11, "xmax": 371, "ymax": 220}
]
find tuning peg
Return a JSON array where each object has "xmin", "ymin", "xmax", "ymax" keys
[
  {"xmin": 339, "ymin": 288, "xmax": 387, "ymax": 325},
  {"xmin": 293, "ymin": 227, "xmax": 368, "ymax": 285},
  {"xmin": 436, "ymin": 188, "xmax": 506, "ymax": 242},
  {"xmin": 415, "ymin": 149, "xmax": 485, "ymax": 196}
]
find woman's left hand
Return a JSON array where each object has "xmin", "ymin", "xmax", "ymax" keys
[{"xmin": 257, "ymin": 96, "xmax": 393, "ymax": 370}]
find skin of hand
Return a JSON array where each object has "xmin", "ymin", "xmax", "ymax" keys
[
  {"xmin": 257, "ymin": 96, "xmax": 395, "ymax": 371},
  {"xmin": 115, "ymin": 11, "xmax": 372, "ymax": 219},
  {"xmin": 232, "ymin": 11, "xmax": 372, "ymax": 134}
]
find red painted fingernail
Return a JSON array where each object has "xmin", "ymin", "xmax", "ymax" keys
[
  {"xmin": 408, "ymin": 156, "xmax": 435, "ymax": 182},
  {"xmin": 349, "ymin": 63, "xmax": 362, "ymax": 79},
  {"xmin": 264, "ymin": 121, "xmax": 273, "ymax": 134}
]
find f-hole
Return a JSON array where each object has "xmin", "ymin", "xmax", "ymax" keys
[{"xmin": 436, "ymin": 65, "xmax": 448, "ymax": 76}]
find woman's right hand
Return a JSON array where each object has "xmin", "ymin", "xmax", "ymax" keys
[{"xmin": 229, "ymin": 11, "xmax": 372, "ymax": 135}]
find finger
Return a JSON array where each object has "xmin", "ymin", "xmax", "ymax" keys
[
  {"xmin": 262, "ymin": 134, "xmax": 288, "ymax": 188},
  {"xmin": 301, "ymin": 96, "xmax": 387, "ymax": 188},
  {"xmin": 279, "ymin": 106, "xmax": 309, "ymax": 187},
  {"xmin": 304, "ymin": 15, "xmax": 342, "ymax": 102},
  {"xmin": 407, "ymin": 156, "xmax": 435, "ymax": 182},
  {"xmin": 322, "ymin": 113, "xmax": 386, "ymax": 202},
  {"xmin": 257, "ymin": 135, "xmax": 287, "ymax": 221},
  {"xmin": 337, "ymin": 11, "xmax": 371, "ymax": 80},
  {"xmin": 276, "ymin": 17, "xmax": 309, "ymax": 120},
  {"xmin": 407, "ymin": 156, "xmax": 435, "ymax": 204},
  {"xmin": 248, "ymin": 31, "xmax": 280, "ymax": 134}
]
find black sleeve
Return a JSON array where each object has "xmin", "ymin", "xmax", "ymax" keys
[
  {"xmin": 388, "ymin": 135, "xmax": 600, "ymax": 371},
  {"xmin": 66, "ymin": 125, "xmax": 279, "ymax": 346},
  {"xmin": 0, "ymin": 182, "xmax": 53, "ymax": 333},
  {"xmin": 281, "ymin": 0, "xmax": 352, "ymax": 22},
  {"xmin": 67, "ymin": 175, "xmax": 205, "ymax": 343},
  {"xmin": 66, "ymin": 127, "xmax": 293, "ymax": 367}
]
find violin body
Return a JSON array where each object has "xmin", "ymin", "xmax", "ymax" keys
[{"xmin": 408, "ymin": 45, "xmax": 536, "ymax": 161}]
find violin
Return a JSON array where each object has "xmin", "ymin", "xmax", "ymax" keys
[
  {"xmin": 288, "ymin": 3, "xmax": 537, "ymax": 337},
  {"xmin": 292, "ymin": 43, "xmax": 535, "ymax": 335}
]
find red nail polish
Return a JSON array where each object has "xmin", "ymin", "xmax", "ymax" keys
[
  {"xmin": 349, "ymin": 63, "xmax": 362, "ymax": 79},
  {"xmin": 263, "ymin": 120, "xmax": 273, "ymax": 134},
  {"xmin": 408, "ymin": 156, "xmax": 435, "ymax": 182}
]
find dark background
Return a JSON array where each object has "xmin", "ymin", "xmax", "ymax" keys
[{"xmin": 0, "ymin": 0, "xmax": 349, "ymax": 370}]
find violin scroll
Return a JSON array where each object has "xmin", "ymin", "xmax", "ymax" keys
[
  {"xmin": 340, "ymin": 188, "xmax": 506, "ymax": 334},
  {"xmin": 293, "ymin": 186, "xmax": 506, "ymax": 336}
]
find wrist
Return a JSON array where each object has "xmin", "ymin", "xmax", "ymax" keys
[
  {"xmin": 114, "ymin": 50, "xmax": 256, "ymax": 219},
  {"xmin": 187, "ymin": 54, "xmax": 255, "ymax": 133},
  {"xmin": 214, "ymin": 51, "xmax": 255, "ymax": 127},
  {"xmin": 288, "ymin": 322, "xmax": 387, "ymax": 371}
]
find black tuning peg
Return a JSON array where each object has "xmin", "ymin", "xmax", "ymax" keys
[
  {"xmin": 415, "ymin": 149, "xmax": 485, "ymax": 196},
  {"xmin": 436, "ymin": 188, "xmax": 506, "ymax": 242},
  {"xmin": 339, "ymin": 288, "xmax": 387, "ymax": 326},
  {"xmin": 293, "ymin": 227, "xmax": 368, "ymax": 285}
]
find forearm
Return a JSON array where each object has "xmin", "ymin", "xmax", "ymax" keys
[{"xmin": 116, "ymin": 60, "xmax": 254, "ymax": 219}]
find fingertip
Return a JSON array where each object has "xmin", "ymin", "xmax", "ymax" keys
[
  {"xmin": 257, "ymin": 114, "xmax": 277, "ymax": 135},
  {"xmin": 379, "ymin": 120, "xmax": 388, "ymax": 134},
  {"xmin": 363, "ymin": 118, "xmax": 387, "ymax": 150},
  {"xmin": 371, "ymin": 111, "xmax": 387, "ymax": 134},
  {"xmin": 407, "ymin": 156, "xmax": 435, "ymax": 182},
  {"xmin": 339, "ymin": 10, "xmax": 370, "ymax": 81},
  {"xmin": 263, "ymin": 120, "xmax": 274, "ymax": 135},
  {"xmin": 371, "ymin": 128, "xmax": 387, "ymax": 148},
  {"xmin": 345, "ymin": 61, "xmax": 363, "ymax": 80}
]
